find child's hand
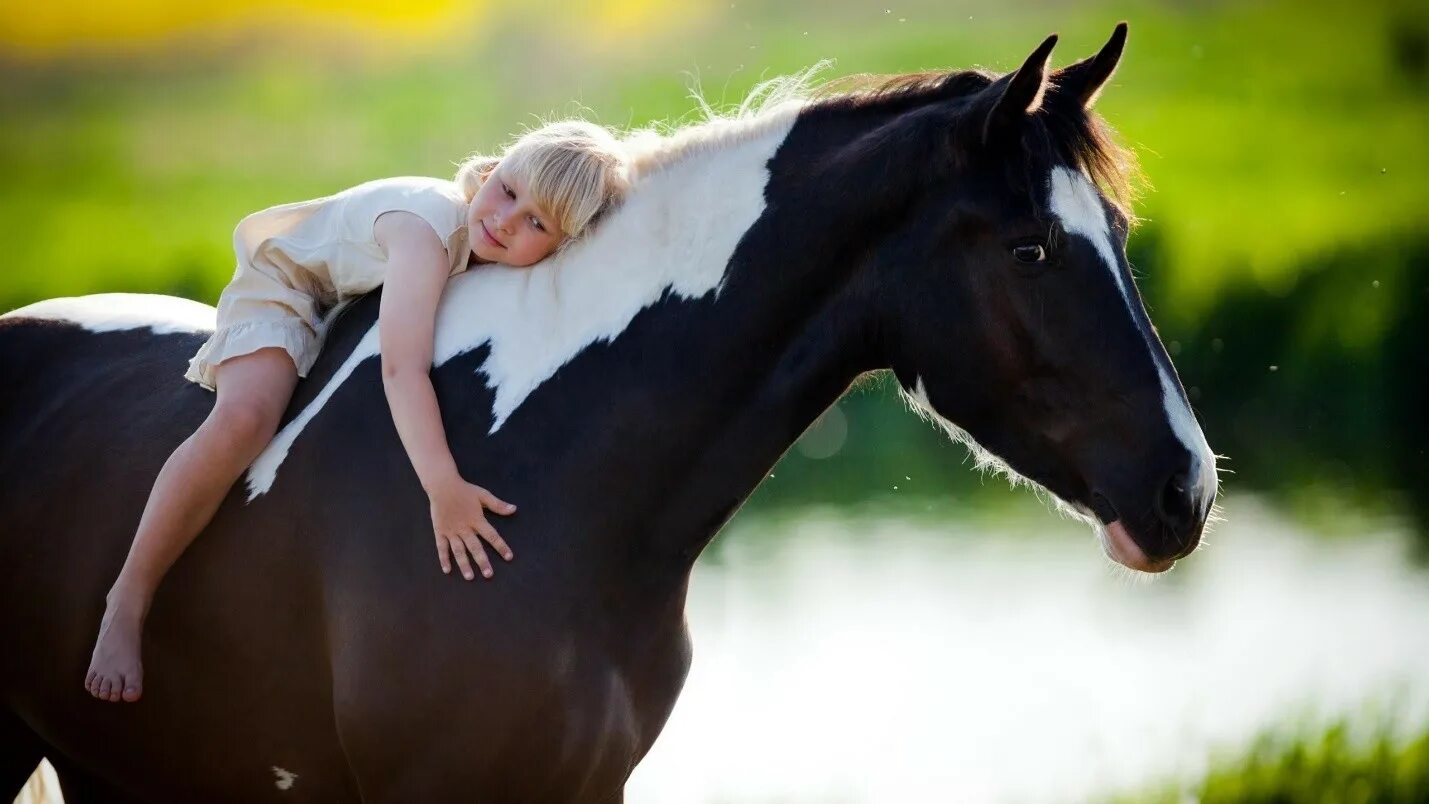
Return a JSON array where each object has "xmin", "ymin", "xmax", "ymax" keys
[{"xmin": 426, "ymin": 476, "xmax": 517, "ymax": 580}]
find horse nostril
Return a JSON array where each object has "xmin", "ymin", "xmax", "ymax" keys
[{"xmin": 1155, "ymin": 471, "xmax": 1195, "ymax": 534}]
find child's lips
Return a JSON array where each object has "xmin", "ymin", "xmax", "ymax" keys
[{"xmin": 481, "ymin": 222, "xmax": 505, "ymax": 249}]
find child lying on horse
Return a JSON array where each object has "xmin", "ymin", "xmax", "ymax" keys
[{"xmin": 85, "ymin": 121, "xmax": 631, "ymax": 703}]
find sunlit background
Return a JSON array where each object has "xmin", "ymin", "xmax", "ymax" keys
[{"xmin": 6, "ymin": 0, "xmax": 1428, "ymax": 801}]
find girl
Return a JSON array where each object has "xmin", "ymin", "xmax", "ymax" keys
[{"xmin": 85, "ymin": 120, "xmax": 630, "ymax": 703}]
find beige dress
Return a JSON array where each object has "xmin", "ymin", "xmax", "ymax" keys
[{"xmin": 185, "ymin": 176, "xmax": 473, "ymax": 390}]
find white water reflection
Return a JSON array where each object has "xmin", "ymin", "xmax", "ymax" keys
[{"xmin": 628, "ymin": 496, "xmax": 1429, "ymax": 803}]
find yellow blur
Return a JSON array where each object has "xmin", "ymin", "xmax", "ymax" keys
[{"xmin": 0, "ymin": 0, "xmax": 694, "ymax": 56}]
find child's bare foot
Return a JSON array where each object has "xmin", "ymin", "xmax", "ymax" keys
[{"xmin": 85, "ymin": 597, "xmax": 145, "ymax": 703}]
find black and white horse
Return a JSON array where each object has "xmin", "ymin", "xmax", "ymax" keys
[{"xmin": 1, "ymin": 26, "xmax": 1215, "ymax": 802}]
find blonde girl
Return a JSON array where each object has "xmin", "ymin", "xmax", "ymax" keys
[{"xmin": 85, "ymin": 120, "xmax": 630, "ymax": 703}]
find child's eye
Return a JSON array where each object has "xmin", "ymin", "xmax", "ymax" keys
[
  {"xmin": 530, "ymin": 217, "xmax": 546, "ymax": 232},
  {"xmin": 502, "ymin": 182, "xmax": 515, "ymax": 199}
]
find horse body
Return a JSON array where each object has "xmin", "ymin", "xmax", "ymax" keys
[
  {"xmin": 0, "ymin": 117, "xmax": 846, "ymax": 800},
  {"xmin": 0, "ymin": 300, "xmax": 715, "ymax": 801},
  {"xmin": 3, "ymin": 27, "xmax": 1219, "ymax": 801}
]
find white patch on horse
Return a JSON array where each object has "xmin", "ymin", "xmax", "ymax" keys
[
  {"xmin": 245, "ymin": 113, "xmax": 798, "ymax": 498},
  {"xmin": 1048, "ymin": 166, "xmax": 1218, "ymax": 513},
  {"xmin": 1, "ymin": 293, "xmax": 215, "ymax": 335},
  {"xmin": 271, "ymin": 766, "xmax": 298, "ymax": 791},
  {"xmin": 245, "ymin": 327, "xmax": 378, "ymax": 499}
]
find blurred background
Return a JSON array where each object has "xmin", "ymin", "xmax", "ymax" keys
[{"xmin": 5, "ymin": 0, "xmax": 1428, "ymax": 801}]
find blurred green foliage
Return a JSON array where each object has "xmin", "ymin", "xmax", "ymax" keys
[
  {"xmin": 1, "ymin": 0, "xmax": 1426, "ymax": 537},
  {"xmin": 1113, "ymin": 721, "xmax": 1429, "ymax": 803}
]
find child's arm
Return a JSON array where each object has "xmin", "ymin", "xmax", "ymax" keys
[{"xmin": 375, "ymin": 211, "xmax": 517, "ymax": 581}]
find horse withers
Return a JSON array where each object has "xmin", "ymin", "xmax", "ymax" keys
[{"xmin": 1, "ymin": 24, "xmax": 1214, "ymax": 802}]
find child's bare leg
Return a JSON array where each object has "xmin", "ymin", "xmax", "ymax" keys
[{"xmin": 85, "ymin": 347, "xmax": 298, "ymax": 703}]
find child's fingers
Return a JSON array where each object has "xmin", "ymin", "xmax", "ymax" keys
[
  {"xmin": 461, "ymin": 531, "xmax": 494, "ymax": 579},
  {"xmin": 475, "ymin": 520, "xmax": 513, "ymax": 562},
  {"xmin": 435, "ymin": 534, "xmax": 452, "ymax": 575},
  {"xmin": 450, "ymin": 537, "xmax": 478, "ymax": 581},
  {"xmin": 480, "ymin": 489, "xmax": 518, "ymax": 516}
]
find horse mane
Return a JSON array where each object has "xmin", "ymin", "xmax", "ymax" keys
[
  {"xmin": 619, "ymin": 65, "xmax": 823, "ymax": 182},
  {"xmin": 1037, "ymin": 84, "xmax": 1141, "ymax": 217},
  {"xmin": 813, "ymin": 69, "xmax": 1141, "ymax": 217},
  {"xmin": 618, "ymin": 62, "xmax": 1140, "ymax": 218}
]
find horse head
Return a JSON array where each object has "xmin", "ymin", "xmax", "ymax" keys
[{"xmin": 825, "ymin": 25, "xmax": 1217, "ymax": 571}]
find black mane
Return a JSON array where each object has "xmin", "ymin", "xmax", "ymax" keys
[{"xmin": 806, "ymin": 67, "xmax": 1140, "ymax": 216}]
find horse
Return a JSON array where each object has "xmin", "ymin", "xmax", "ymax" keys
[{"xmin": 0, "ymin": 25, "xmax": 1216, "ymax": 802}]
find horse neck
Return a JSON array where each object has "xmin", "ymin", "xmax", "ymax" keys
[
  {"xmin": 630, "ymin": 267, "xmax": 878, "ymax": 567},
  {"xmin": 433, "ymin": 114, "xmax": 879, "ymax": 574},
  {"xmin": 589, "ymin": 186, "xmax": 880, "ymax": 570}
]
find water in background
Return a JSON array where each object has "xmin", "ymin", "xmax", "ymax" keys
[
  {"xmin": 629, "ymin": 495, "xmax": 1429, "ymax": 803},
  {"xmin": 13, "ymin": 500, "xmax": 1427, "ymax": 804}
]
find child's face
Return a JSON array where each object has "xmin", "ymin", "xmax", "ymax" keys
[{"xmin": 466, "ymin": 167, "xmax": 564, "ymax": 267}]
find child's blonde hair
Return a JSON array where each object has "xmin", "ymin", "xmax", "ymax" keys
[{"xmin": 454, "ymin": 120, "xmax": 629, "ymax": 244}]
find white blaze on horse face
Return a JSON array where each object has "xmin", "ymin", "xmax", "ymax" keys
[
  {"xmin": 244, "ymin": 115, "xmax": 798, "ymax": 498},
  {"xmin": 0, "ymin": 293, "xmax": 215, "ymax": 335},
  {"xmin": 1047, "ymin": 166, "xmax": 1218, "ymax": 514}
]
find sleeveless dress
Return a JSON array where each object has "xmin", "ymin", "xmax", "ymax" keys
[{"xmin": 184, "ymin": 176, "xmax": 473, "ymax": 390}]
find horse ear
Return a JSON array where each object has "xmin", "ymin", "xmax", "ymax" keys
[
  {"xmin": 983, "ymin": 34, "xmax": 1058, "ymax": 146},
  {"xmin": 1054, "ymin": 22, "xmax": 1128, "ymax": 108}
]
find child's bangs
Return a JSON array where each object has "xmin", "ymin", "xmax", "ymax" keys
[{"xmin": 509, "ymin": 146, "xmax": 601, "ymax": 237}]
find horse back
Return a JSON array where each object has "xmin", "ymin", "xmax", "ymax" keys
[
  {"xmin": 0, "ymin": 310, "xmax": 214, "ymax": 690},
  {"xmin": 0, "ymin": 294, "xmax": 694, "ymax": 799},
  {"xmin": 0, "ymin": 313, "xmax": 212, "ymax": 609},
  {"xmin": 0, "ymin": 309, "xmax": 362, "ymax": 800}
]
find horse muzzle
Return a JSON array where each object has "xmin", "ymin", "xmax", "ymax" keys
[{"xmin": 1091, "ymin": 461, "xmax": 1215, "ymax": 573}]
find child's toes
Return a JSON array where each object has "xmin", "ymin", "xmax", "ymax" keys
[{"xmin": 121, "ymin": 674, "xmax": 143, "ymax": 702}]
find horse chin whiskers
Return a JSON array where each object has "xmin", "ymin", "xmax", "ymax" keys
[
  {"xmin": 1105, "ymin": 555, "xmax": 1163, "ymax": 587},
  {"xmin": 901, "ymin": 377, "xmax": 1026, "ymax": 490},
  {"xmin": 902, "ymin": 376, "xmax": 1096, "ymax": 526},
  {"xmin": 1088, "ymin": 522, "xmax": 1161, "ymax": 583}
]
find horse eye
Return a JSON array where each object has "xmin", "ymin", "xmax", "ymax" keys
[{"xmin": 1012, "ymin": 244, "xmax": 1047, "ymax": 264}]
